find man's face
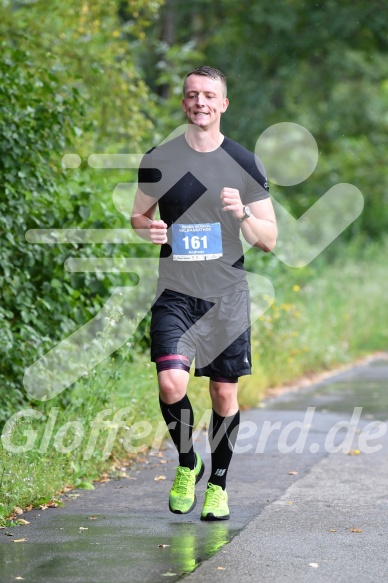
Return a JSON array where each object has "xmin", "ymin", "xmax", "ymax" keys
[{"xmin": 182, "ymin": 75, "xmax": 229, "ymax": 130}]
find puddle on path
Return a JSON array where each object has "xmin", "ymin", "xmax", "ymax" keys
[{"xmin": 0, "ymin": 514, "xmax": 237, "ymax": 583}]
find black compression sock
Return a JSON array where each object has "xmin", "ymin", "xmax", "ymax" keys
[
  {"xmin": 159, "ymin": 395, "xmax": 195, "ymax": 469},
  {"xmin": 208, "ymin": 409, "xmax": 240, "ymax": 489}
]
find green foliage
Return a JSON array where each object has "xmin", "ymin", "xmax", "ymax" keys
[
  {"xmin": 1, "ymin": 0, "xmax": 162, "ymax": 153},
  {"xmin": 140, "ymin": 0, "xmax": 388, "ymax": 240},
  {"xmin": 0, "ymin": 39, "xmax": 144, "ymax": 423},
  {"xmin": 0, "ymin": 39, "xmax": 84, "ymax": 420},
  {"xmin": 0, "ymin": 0, "xmax": 164, "ymax": 424}
]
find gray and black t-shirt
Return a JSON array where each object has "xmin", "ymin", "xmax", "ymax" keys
[{"xmin": 138, "ymin": 133, "xmax": 269, "ymax": 298}]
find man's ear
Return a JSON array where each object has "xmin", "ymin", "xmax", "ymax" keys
[
  {"xmin": 221, "ymin": 98, "xmax": 229, "ymax": 113},
  {"xmin": 182, "ymin": 98, "xmax": 187, "ymax": 113}
]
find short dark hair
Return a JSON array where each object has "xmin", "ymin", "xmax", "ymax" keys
[{"xmin": 183, "ymin": 66, "xmax": 227, "ymax": 97}]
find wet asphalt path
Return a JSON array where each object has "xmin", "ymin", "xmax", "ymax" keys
[{"xmin": 1, "ymin": 356, "xmax": 388, "ymax": 582}]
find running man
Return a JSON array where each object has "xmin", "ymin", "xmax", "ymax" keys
[{"xmin": 131, "ymin": 66, "xmax": 277, "ymax": 520}]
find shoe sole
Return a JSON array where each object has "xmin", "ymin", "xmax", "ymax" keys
[
  {"xmin": 169, "ymin": 496, "xmax": 197, "ymax": 515},
  {"xmin": 200, "ymin": 512, "xmax": 230, "ymax": 521}
]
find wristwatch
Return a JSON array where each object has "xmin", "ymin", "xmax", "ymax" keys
[{"xmin": 238, "ymin": 205, "xmax": 252, "ymax": 222}]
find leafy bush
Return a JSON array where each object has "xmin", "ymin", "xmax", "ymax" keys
[
  {"xmin": 0, "ymin": 40, "xmax": 136, "ymax": 423},
  {"xmin": 0, "ymin": 40, "xmax": 80, "ymax": 419}
]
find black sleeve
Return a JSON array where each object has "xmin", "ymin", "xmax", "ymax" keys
[
  {"xmin": 222, "ymin": 138, "xmax": 269, "ymax": 205},
  {"xmin": 137, "ymin": 147, "xmax": 162, "ymax": 198},
  {"xmin": 243, "ymin": 154, "xmax": 270, "ymax": 205}
]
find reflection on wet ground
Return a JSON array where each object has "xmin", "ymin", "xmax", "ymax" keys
[{"xmin": 0, "ymin": 514, "xmax": 236, "ymax": 583}]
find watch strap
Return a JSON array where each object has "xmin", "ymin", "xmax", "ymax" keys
[{"xmin": 238, "ymin": 206, "xmax": 251, "ymax": 222}]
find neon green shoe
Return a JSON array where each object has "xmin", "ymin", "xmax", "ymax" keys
[
  {"xmin": 169, "ymin": 452, "xmax": 204, "ymax": 514},
  {"xmin": 201, "ymin": 483, "xmax": 230, "ymax": 521}
]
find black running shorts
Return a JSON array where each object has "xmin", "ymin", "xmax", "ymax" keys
[{"xmin": 150, "ymin": 288, "xmax": 252, "ymax": 378}]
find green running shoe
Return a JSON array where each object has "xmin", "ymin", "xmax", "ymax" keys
[
  {"xmin": 169, "ymin": 452, "xmax": 204, "ymax": 514},
  {"xmin": 201, "ymin": 483, "xmax": 230, "ymax": 521}
]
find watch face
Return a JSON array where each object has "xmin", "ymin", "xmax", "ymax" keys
[{"xmin": 239, "ymin": 206, "xmax": 251, "ymax": 222}]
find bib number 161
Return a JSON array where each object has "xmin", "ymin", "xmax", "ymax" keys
[
  {"xmin": 171, "ymin": 222, "xmax": 222, "ymax": 261},
  {"xmin": 182, "ymin": 235, "xmax": 208, "ymax": 250}
]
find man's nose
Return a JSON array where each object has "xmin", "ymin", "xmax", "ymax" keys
[{"xmin": 196, "ymin": 94, "xmax": 205, "ymax": 106}]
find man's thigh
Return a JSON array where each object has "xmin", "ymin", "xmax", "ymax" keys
[
  {"xmin": 194, "ymin": 290, "xmax": 251, "ymax": 378},
  {"xmin": 150, "ymin": 288, "xmax": 208, "ymax": 362}
]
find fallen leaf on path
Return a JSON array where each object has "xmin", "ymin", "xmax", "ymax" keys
[
  {"xmin": 15, "ymin": 577, "xmax": 25, "ymax": 580},
  {"xmin": 158, "ymin": 544, "xmax": 170, "ymax": 548},
  {"xmin": 40, "ymin": 501, "xmax": 60, "ymax": 510},
  {"xmin": 13, "ymin": 507, "xmax": 24, "ymax": 515},
  {"xmin": 329, "ymin": 529, "xmax": 336, "ymax": 533},
  {"xmin": 13, "ymin": 539, "xmax": 27, "ymax": 543},
  {"xmin": 25, "ymin": 505, "xmax": 33, "ymax": 511},
  {"xmin": 16, "ymin": 519, "xmax": 30, "ymax": 525},
  {"xmin": 288, "ymin": 470, "xmax": 298, "ymax": 475},
  {"xmin": 87, "ymin": 516, "xmax": 98, "ymax": 520},
  {"xmin": 347, "ymin": 449, "xmax": 361, "ymax": 456},
  {"xmin": 79, "ymin": 527, "xmax": 88, "ymax": 531},
  {"xmin": 217, "ymin": 567, "xmax": 226, "ymax": 570},
  {"xmin": 350, "ymin": 528, "xmax": 362, "ymax": 533},
  {"xmin": 159, "ymin": 460, "xmax": 167, "ymax": 464},
  {"xmin": 154, "ymin": 475, "xmax": 166, "ymax": 481},
  {"xmin": 4, "ymin": 531, "xmax": 13, "ymax": 536},
  {"xmin": 309, "ymin": 563, "xmax": 319, "ymax": 568},
  {"xmin": 161, "ymin": 573, "xmax": 177, "ymax": 577}
]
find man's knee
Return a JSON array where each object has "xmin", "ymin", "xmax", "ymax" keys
[
  {"xmin": 157, "ymin": 357, "xmax": 190, "ymax": 403},
  {"xmin": 209, "ymin": 379, "xmax": 238, "ymax": 411}
]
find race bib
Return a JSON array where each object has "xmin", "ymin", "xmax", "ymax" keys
[{"xmin": 171, "ymin": 223, "xmax": 223, "ymax": 261}]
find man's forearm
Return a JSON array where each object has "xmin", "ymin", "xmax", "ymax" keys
[
  {"xmin": 131, "ymin": 214, "xmax": 168, "ymax": 246},
  {"xmin": 240, "ymin": 216, "xmax": 277, "ymax": 251},
  {"xmin": 131, "ymin": 214, "xmax": 153, "ymax": 242}
]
